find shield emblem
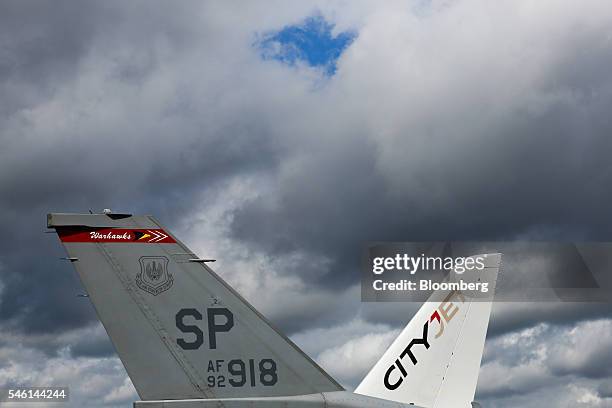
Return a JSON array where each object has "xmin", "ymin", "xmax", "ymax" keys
[{"xmin": 136, "ymin": 256, "xmax": 173, "ymax": 295}]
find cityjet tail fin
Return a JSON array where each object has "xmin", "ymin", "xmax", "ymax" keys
[
  {"xmin": 48, "ymin": 213, "xmax": 342, "ymax": 401},
  {"xmin": 355, "ymin": 254, "xmax": 501, "ymax": 408}
]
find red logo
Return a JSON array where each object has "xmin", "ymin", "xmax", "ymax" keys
[{"xmin": 58, "ymin": 228, "xmax": 176, "ymax": 243}]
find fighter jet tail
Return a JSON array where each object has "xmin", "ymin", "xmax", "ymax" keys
[
  {"xmin": 355, "ymin": 254, "xmax": 501, "ymax": 408},
  {"xmin": 48, "ymin": 212, "xmax": 343, "ymax": 401}
]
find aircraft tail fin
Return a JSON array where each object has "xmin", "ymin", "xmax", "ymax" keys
[
  {"xmin": 355, "ymin": 253, "xmax": 501, "ymax": 408},
  {"xmin": 48, "ymin": 212, "xmax": 342, "ymax": 401}
]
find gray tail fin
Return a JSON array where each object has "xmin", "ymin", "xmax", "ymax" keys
[{"xmin": 48, "ymin": 212, "xmax": 342, "ymax": 400}]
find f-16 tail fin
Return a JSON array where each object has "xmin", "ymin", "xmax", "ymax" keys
[
  {"xmin": 48, "ymin": 212, "xmax": 342, "ymax": 401},
  {"xmin": 355, "ymin": 254, "xmax": 501, "ymax": 408}
]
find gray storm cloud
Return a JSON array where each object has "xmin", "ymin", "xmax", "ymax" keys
[{"xmin": 1, "ymin": 0, "xmax": 612, "ymax": 407}]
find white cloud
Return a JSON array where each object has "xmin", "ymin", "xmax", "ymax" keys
[
  {"xmin": 548, "ymin": 319, "xmax": 612, "ymax": 378},
  {"xmin": 0, "ymin": 340, "xmax": 136, "ymax": 408},
  {"xmin": 316, "ymin": 327, "xmax": 399, "ymax": 388},
  {"xmin": 292, "ymin": 318, "xmax": 400, "ymax": 388},
  {"xmin": 476, "ymin": 318, "xmax": 612, "ymax": 406}
]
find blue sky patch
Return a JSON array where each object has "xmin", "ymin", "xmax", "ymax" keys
[{"xmin": 257, "ymin": 14, "xmax": 356, "ymax": 76}]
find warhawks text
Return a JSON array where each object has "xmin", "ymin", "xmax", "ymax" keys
[{"xmin": 89, "ymin": 231, "xmax": 132, "ymax": 240}]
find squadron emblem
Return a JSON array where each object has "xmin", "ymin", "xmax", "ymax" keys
[{"xmin": 136, "ymin": 256, "xmax": 173, "ymax": 295}]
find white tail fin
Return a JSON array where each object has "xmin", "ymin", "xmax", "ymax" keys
[
  {"xmin": 48, "ymin": 213, "xmax": 342, "ymax": 401},
  {"xmin": 355, "ymin": 253, "xmax": 501, "ymax": 408}
]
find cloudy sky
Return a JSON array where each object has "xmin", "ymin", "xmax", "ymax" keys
[{"xmin": 1, "ymin": 0, "xmax": 612, "ymax": 407}]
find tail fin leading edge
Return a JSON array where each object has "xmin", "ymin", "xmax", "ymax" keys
[
  {"xmin": 355, "ymin": 254, "xmax": 501, "ymax": 408},
  {"xmin": 48, "ymin": 213, "xmax": 342, "ymax": 401}
]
